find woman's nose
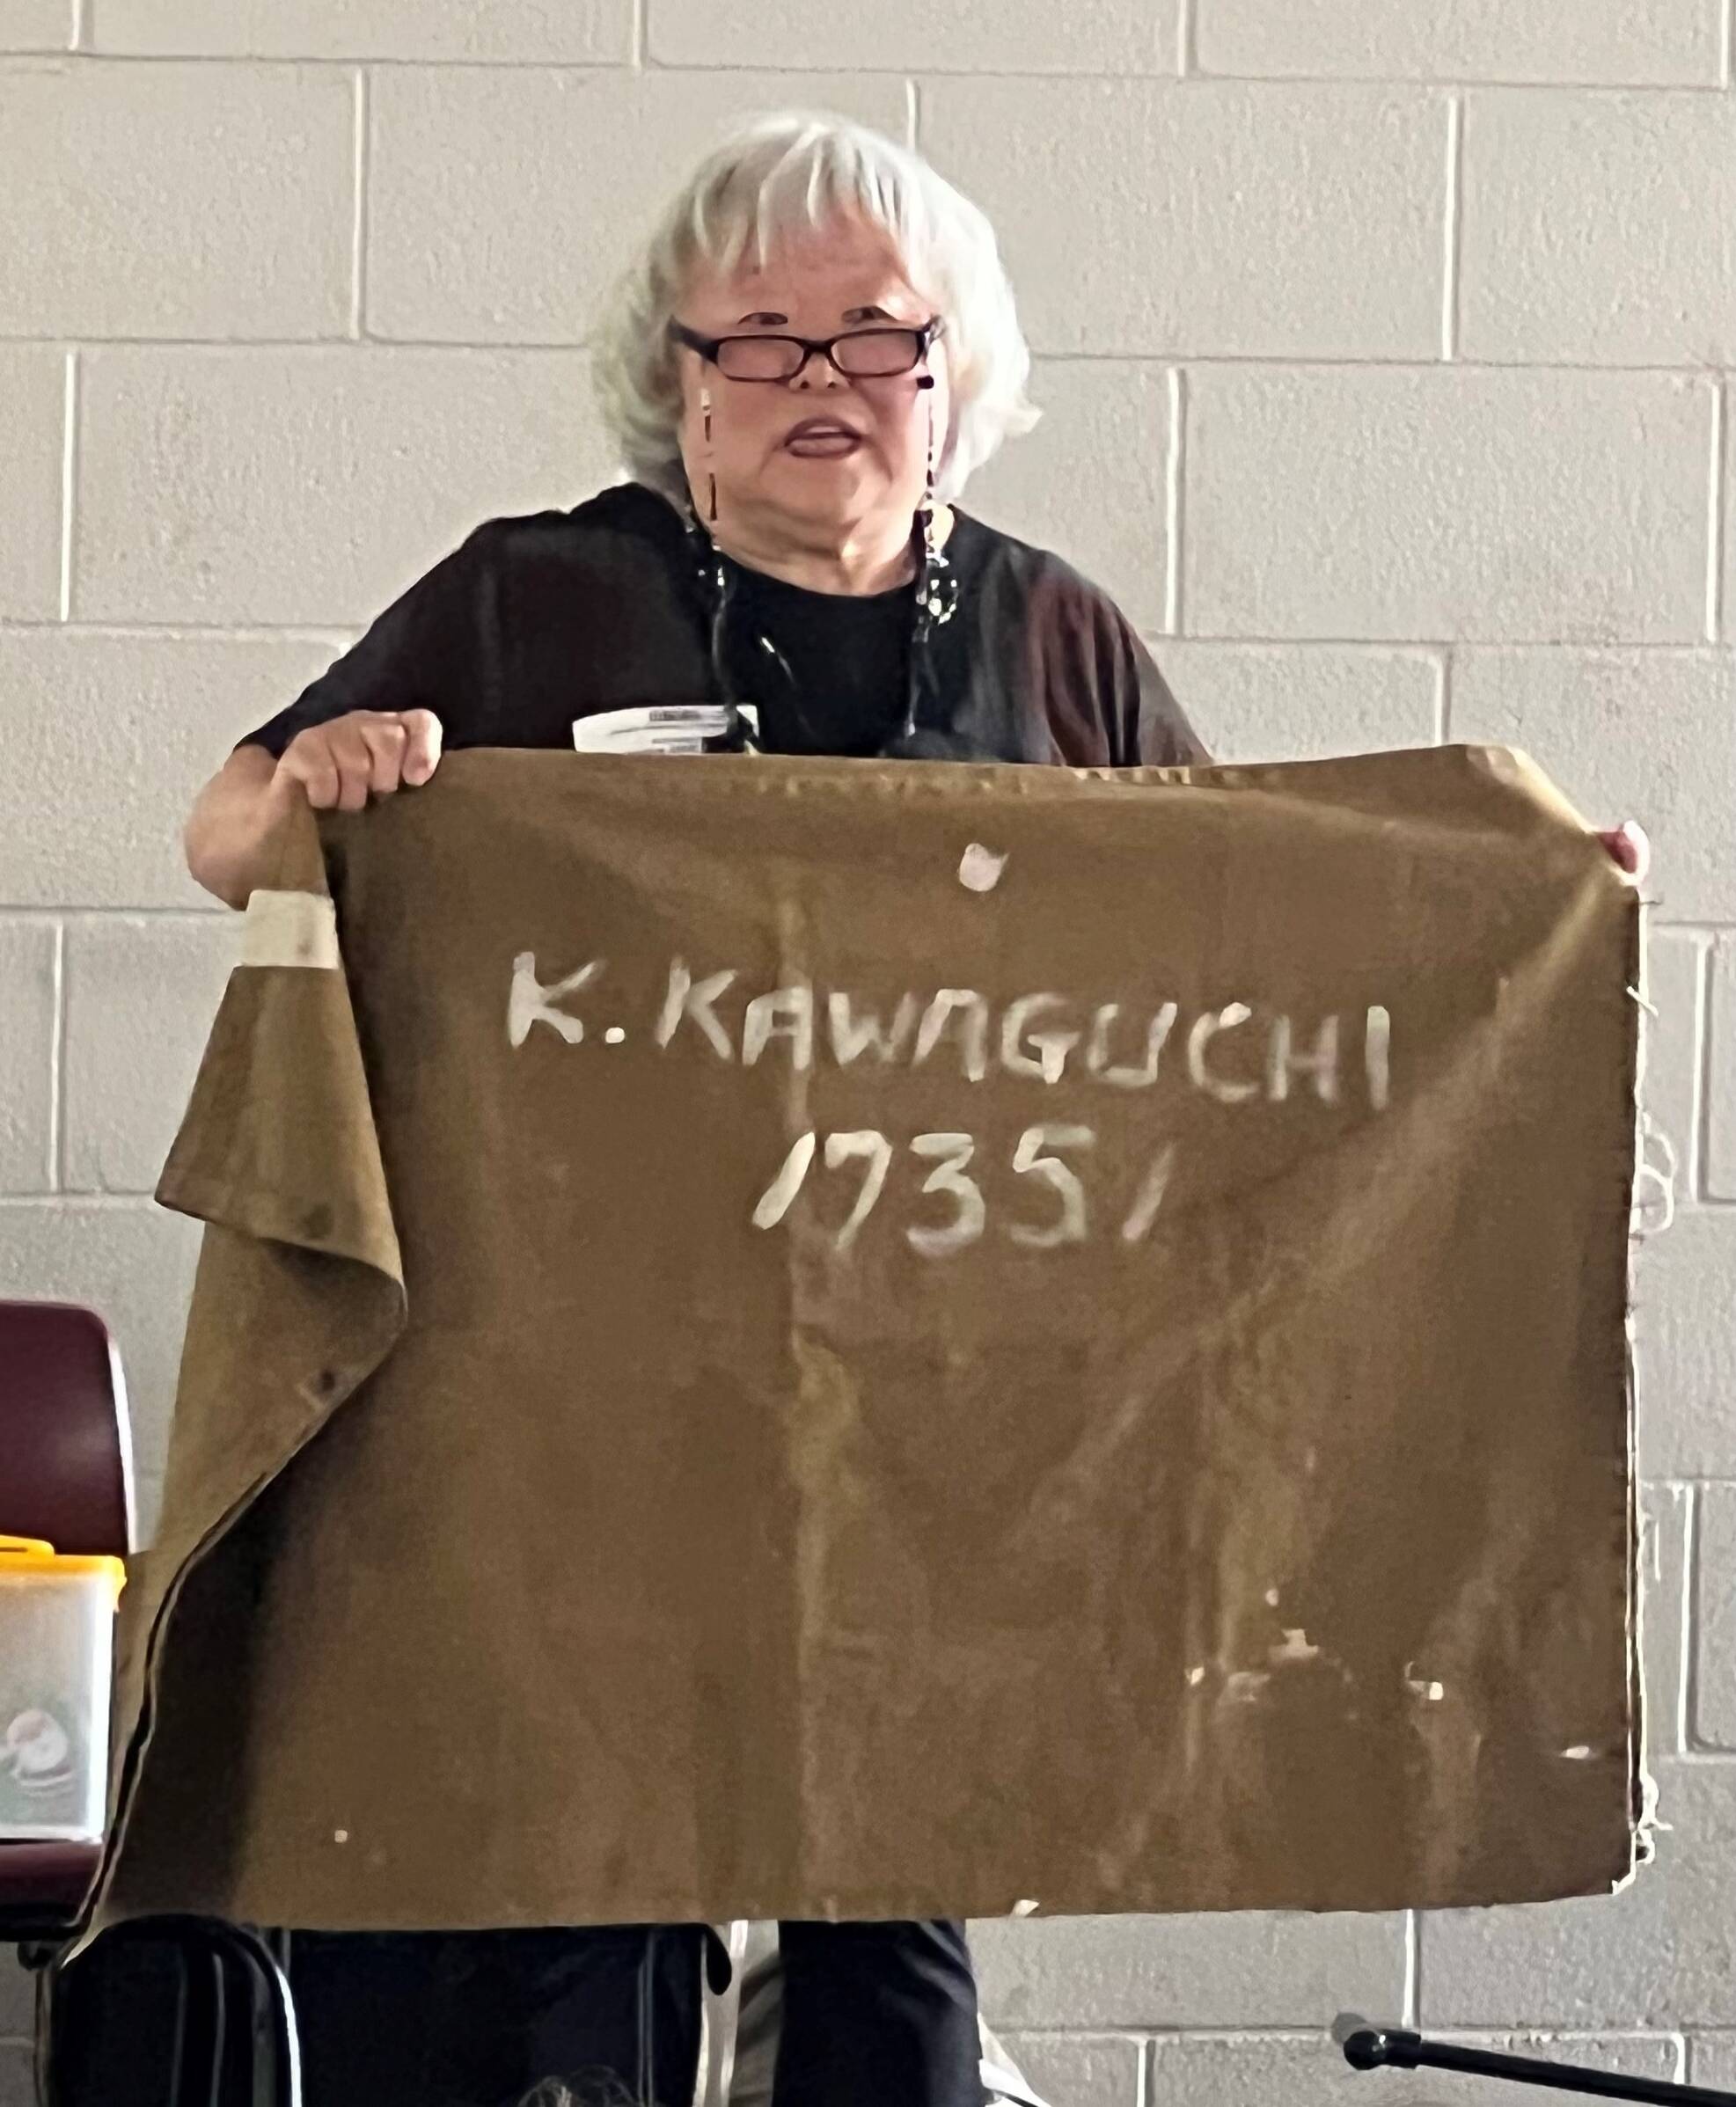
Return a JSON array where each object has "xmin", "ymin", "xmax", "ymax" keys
[{"xmin": 790, "ymin": 349, "xmax": 845, "ymax": 388}]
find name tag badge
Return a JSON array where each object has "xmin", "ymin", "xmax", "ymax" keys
[{"xmin": 572, "ymin": 704, "xmax": 758, "ymax": 756}]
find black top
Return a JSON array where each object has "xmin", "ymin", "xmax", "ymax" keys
[
  {"xmin": 240, "ymin": 480, "xmax": 1205, "ymax": 769},
  {"xmin": 724, "ymin": 562, "xmax": 914, "ymax": 757}
]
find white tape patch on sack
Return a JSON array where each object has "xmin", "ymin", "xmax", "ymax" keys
[{"xmin": 241, "ymin": 889, "xmax": 340, "ymax": 969}]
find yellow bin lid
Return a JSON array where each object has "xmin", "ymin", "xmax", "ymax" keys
[{"xmin": 0, "ymin": 1535, "xmax": 125, "ymax": 1602}]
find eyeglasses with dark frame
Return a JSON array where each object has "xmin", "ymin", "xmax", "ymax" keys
[{"xmin": 668, "ymin": 317, "xmax": 944, "ymax": 383}]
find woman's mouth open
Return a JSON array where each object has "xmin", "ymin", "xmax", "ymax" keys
[{"xmin": 783, "ymin": 419, "xmax": 864, "ymax": 458}]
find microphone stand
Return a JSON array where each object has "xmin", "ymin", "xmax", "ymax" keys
[{"xmin": 1340, "ymin": 2022, "xmax": 1736, "ymax": 2104}]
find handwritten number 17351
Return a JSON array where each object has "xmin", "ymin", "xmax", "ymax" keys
[{"xmin": 751, "ymin": 1126, "xmax": 1176, "ymax": 1255}]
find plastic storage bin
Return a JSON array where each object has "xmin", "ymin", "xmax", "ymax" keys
[{"xmin": 0, "ymin": 1536, "xmax": 125, "ymax": 1843}]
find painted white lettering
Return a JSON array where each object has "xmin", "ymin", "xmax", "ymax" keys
[
  {"xmin": 912, "ymin": 989, "xmax": 990, "ymax": 1081},
  {"xmin": 1009, "ymin": 1124, "xmax": 1095, "ymax": 1247},
  {"xmin": 1187, "ymin": 1003, "xmax": 1258, "ymax": 1104},
  {"xmin": 827, "ymin": 991, "xmax": 919, "ymax": 1066},
  {"xmin": 508, "ymin": 954, "xmax": 601, "ymax": 1049},
  {"xmin": 743, "ymin": 984, "xmax": 814, "ymax": 1070},
  {"xmin": 654, "ymin": 960, "xmax": 736, "ymax": 1060},
  {"xmin": 908, "ymin": 1133, "xmax": 985, "ymax": 1256},
  {"xmin": 752, "ymin": 1130, "xmax": 817, "ymax": 1229},
  {"xmin": 1366, "ymin": 1005, "xmax": 1392, "ymax": 1110},
  {"xmin": 1087, "ymin": 1001, "xmax": 1177, "ymax": 1089},
  {"xmin": 1120, "ymin": 1142, "xmax": 1177, "ymax": 1242},
  {"xmin": 1000, "ymin": 993, "xmax": 1079, "ymax": 1085},
  {"xmin": 825, "ymin": 1130, "xmax": 894, "ymax": 1248},
  {"xmin": 1267, "ymin": 1013, "xmax": 1341, "ymax": 1104}
]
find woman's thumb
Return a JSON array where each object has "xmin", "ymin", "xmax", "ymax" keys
[{"xmin": 399, "ymin": 709, "xmax": 443, "ymax": 786}]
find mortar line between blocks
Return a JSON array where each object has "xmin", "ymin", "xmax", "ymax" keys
[
  {"xmin": 0, "ymin": 1192, "xmax": 156, "ymax": 1211},
  {"xmin": 1703, "ymin": 937, "xmax": 1729, "ymax": 1200},
  {"xmin": 0, "ymin": 625, "xmax": 360, "ymax": 648},
  {"xmin": 631, "ymin": 0, "xmax": 646, "ymax": 68},
  {"xmin": 10, "ymin": 619, "xmax": 1733, "ymax": 649},
  {"xmin": 1146, "ymin": 2025, "xmax": 1725, "ymax": 2046},
  {"xmin": 1403, "ymin": 1910, "xmax": 1420, "ymax": 2024},
  {"xmin": 0, "ymin": 906, "xmax": 231, "ymax": 921},
  {"xmin": 70, "ymin": 0, "xmax": 86, "ymax": 50},
  {"xmin": 1708, "ymin": 380, "xmax": 1727, "ymax": 645},
  {"xmin": 1434, "ymin": 647, "xmax": 1453, "ymax": 743},
  {"xmin": 59, "ymin": 350, "xmax": 77, "ymax": 621},
  {"xmin": 1176, "ymin": 70, "xmax": 1734, "ymax": 89},
  {"xmin": 1683, "ymin": 1484, "xmax": 1703, "ymax": 1748},
  {"xmin": 1176, "ymin": 0, "xmax": 1197, "ymax": 77},
  {"xmin": 1725, "ymin": 0, "xmax": 1735, "ymax": 88},
  {"xmin": 350, "ymin": 68, "xmax": 370, "ymax": 340},
  {"xmin": 1643, "ymin": 935, "xmax": 1727, "ymax": 958},
  {"xmin": 24, "ymin": 55, "xmax": 1736, "ymax": 85},
  {"xmin": 1691, "ymin": 937, "xmax": 1713, "ymax": 1204},
  {"xmin": 48, "ymin": 920, "xmax": 65, "ymax": 1193},
  {"xmin": 4, "ymin": 337, "xmax": 1732, "ymax": 378},
  {"xmin": 1164, "ymin": 367, "xmax": 1187, "ymax": 635},
  {"xmin": 1147, "ymin": 632, "xmax": 1732, "ymax": 650},
  {"xmin": 1137, "ymin": 2032, "xmax": 1150, "ymax": 2107},
  {"xmin": 1441, "ymin": 94, "xmax": 1464, "ymax": 362}
]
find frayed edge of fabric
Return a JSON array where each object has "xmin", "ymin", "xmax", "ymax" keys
[{"xmin": 1617, "ymin": 900, "xmax": 1672, "ymax": 1894}]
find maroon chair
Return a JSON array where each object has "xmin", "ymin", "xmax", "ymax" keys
[
  {"xmin": 0, "ymin": 1299, "xmax": 135, "ymax": 1941},
  {"xmin": 3, "ymin": 1307, "xmax": 304, "ymax": 2103}
]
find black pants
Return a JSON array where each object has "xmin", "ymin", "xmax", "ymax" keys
[{"xmin": 289, "ymin": 1920, "xmax": 987, "ymax": 2107}]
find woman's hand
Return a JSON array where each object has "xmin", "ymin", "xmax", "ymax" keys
[
  {"xmin": 1595, "ymin": 821, "xmax": 1650, "ymax": 886},
  {"xmin": 275, "ymin": 708, "xmax": 443, "ymax": 813},
  {"xmin": 185, "ymin": 710, "xmax": 445, "ymax": 908}
]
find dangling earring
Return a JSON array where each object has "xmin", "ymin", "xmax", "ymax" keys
[
  {"xmin": 700, "ymin": 385, "xmax": 717, "ymax": 523},
  {"xmin": 915, "ymin": 392, "xmax": 957, "ymax": 631},
  {"xmin": 921, "ymin": 395, "xmax": 938, "ymax": 563}
]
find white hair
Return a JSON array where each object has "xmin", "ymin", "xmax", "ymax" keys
[{"xmin": 591, "ymin": 111, "xmax": 1039, "ymax": 506}]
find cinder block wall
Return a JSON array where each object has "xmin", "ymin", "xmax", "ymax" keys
[{"xmin": 1, "ymin": 4, "xmax": 1732, "ymax": 2099}]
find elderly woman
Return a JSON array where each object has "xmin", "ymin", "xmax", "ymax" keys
[{"xmin": 179, "ymin": 106, "xmax": 1638, "ymax": 2107}]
